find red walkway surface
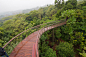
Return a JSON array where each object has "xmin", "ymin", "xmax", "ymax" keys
[{"xmin": 9, "ymin": 22, "xmax": 66, "ymax": 57}]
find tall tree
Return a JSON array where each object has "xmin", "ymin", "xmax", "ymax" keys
[
  {"xmin": 66, "ymin": 0, "xmax": 77, "ymax": 9},
  {"xmin": 55, "ymin": 0, "xmax": 64, "ymax": 9}
]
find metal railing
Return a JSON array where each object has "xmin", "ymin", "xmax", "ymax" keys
[
  {"xmin": 3, "ymin": 19, "xmax": 66, "ymax": 56},
  {"xmin": 32, "ymin": 19, "xmax": 66, "ymax": 57}
]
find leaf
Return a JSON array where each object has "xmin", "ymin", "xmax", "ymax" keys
[{"xmin": 84, "ymin": 47, "xmax": 86, "ymax": 50}]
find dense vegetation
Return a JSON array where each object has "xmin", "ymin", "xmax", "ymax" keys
[
  {"xmin": 39, "ymin": 0, "xmax": 86, "ymax": 57},
  {"xmin": 0, "ymin": 0, "xmax": 86, "ymax": 57},
  {"xmin": 0, "ymin": 5, "xmax": 58, "ymax": 47}
]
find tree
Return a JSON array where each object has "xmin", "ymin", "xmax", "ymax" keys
[
  {"xmin": 70, "ymin": 32, "xmax": 85, "ymax": 46},
  {"xmin": 56, "ymin": 42, "xmax": 75, "ymax": 57},
  {"xmin": 60, "ymin": 9, "xmax": 76, "ymax": 20},
  {"xmin": 79, "ymin": 47, "xmax": 86, "ymax": 57},
  {"xmin": 66, "ymin": 0, "xmax": 77, "ymax": 9},
  {"xmin": 55, "ymin": 0, "xmax": 64, "ymax": 9},
  {"xmin": 82, "ymin": 6, "xmax": 86, "ymax": 19},
  {"xmin": 45, "ymin": 48, "xmax": 57, "ymax": 57},
  {"xmin": 55, "ymin": 28, "xmax": 61, "ymax": 39},
  {"xmin": 64, "ymin": 2, "xmax": 73, "ymax": 10}
]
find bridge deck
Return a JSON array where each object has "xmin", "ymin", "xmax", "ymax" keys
[{"xmin": 9, "ymin": 22, "xmax": 66, "ymax": 57}]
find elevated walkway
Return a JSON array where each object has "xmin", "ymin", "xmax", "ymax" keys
[
  {"xmin": 3, "ymin": 20, "xmax": 66, "ymax": 57},
  {"xmin": 10, "ymin": 22, "xmax": 66, "ymax": 57}
]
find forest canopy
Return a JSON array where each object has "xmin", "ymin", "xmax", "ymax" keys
[{"xmin": 0, "ymin": 0, "xmax": 86, "ymax": 57}]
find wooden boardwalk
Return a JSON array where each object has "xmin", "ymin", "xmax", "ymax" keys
[{"xmin": 9, "ymin": 22, "xmax": 66, "ymax": 57}]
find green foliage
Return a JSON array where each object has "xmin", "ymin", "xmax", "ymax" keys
[
  {"xmin": 60, "ymin": 9, "xmax": 76, "ymax": 19},
  {"xmin": 56, "ymin": 10, "xmax": 62, "ymax": 18},
  {"xmin": 70, "ymin": 32, "xmax": 85, "ymax": 46},
  {"xmin": 40, "ymin": 35, "xmax": 47, "ymax": 42},
  {"xmin": 55, "ymin": 28, "xmax": 61, "ymax": 39},
  {"xmin": 26, "ymin": 5, "xmax": 57, "ymax": 21},
  {"xmin": 0, "ymin": 27, "xmax": 4, "ymax": 37},
  {"xmin": 56, "ymin": 42, "xmax": 75, "ymax": 57},
  {"xmin": 80, "ymin": 50, "xmax": 86, "ymax": 57},
  {"xmin": 79, "ymin": 47, "xmax": 86, "ymax": 57},
  {"xmin": 75, "ymin": 9, "xmax": 83, "ymax": 21},
  {"xmin": 67, "ymin": 16, "xmax": 76, "ymax": 25},
  {"xmin": 0, "ymin": 0, "xmax": 86, "ymax": 56},
  {"xmin": 64, "ymin": 2, "xmax": 73, "ymax": 10},
  {"xmin": 50, "ymin": 42, "xmax": 55, "ymax": 46},
  {"xmin": 66, "ymin": 0, "xmax": 77, "ymax": 9},
  {"xmin": 0, "ymin": 5, "xmax": 58, "ymax": 48},
  {"xmin": 84, "ymin": 46, "xmax": 86, "ymax": 50},
  {"xmin": 82, "ymin": 6, "xmax": 86, "ymax": 19},
  {"xmin": 39, "ymin": 41, "xmax": 50, "ymax": 57},
  {"xmin": 60, "ymin": 16, "xmax": 77, "ymax": 35},
  {"xmin": 0, "ymin": 16, "xmax": 14, "ymax": 23},
  {"xmin": 0, "ymin": 5, "xmax": 57, "ymax": 48},
  {"xmin": 39, "ymin": 34, "xmax": 57, "ymax": 57},
  {"xmin": 55, "ymin": 0, "xmax": 64, "ymax": 9},
  {"xmin": 77, "ymin": 0, "xmax": 86, "ymax": 9},
  {"xmin": 45, "ymin": 48, "xmax": 57, "ymax": 57},
  {"xmin": 0, "ymin": 39, "xmax": 4, "ymax": 47}
]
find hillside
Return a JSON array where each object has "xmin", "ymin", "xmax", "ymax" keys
[
  {"xmin": 0, "ymin": 7, "xmax": 40, "ymax": 19},
  {"xmin": 0, "ymin": 0, "xmax": 86, "ymax": 57},
  {"xmin": 0, "ymin": 4, "xmax": 58, "ymax": 47},
  {"xmin": 39, "ymin": 0, "xmax": 86, "ymax": 57}
]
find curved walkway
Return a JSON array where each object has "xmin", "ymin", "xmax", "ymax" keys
[{"xmin": 9, "ymin": 22, "xmax": 66, "ymax": 57}]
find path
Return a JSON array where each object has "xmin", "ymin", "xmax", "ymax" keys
[{"xmin": 9, "ymin": 22, "xmax": 66, "ymax": 57}]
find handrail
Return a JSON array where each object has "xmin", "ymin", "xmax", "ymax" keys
[
  {"xmin": 3, "ymin": 19, "xmax": 66, "ymax": 56},
  {"xmin": 32, "ymin": 20, "xmax": 66, "ymax": 57}
]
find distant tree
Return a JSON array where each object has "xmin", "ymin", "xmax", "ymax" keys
[
  {"xmin": 77, "ymin": 0, "xmax": 86, "ymax": 9},
  {"xmin": 66, "ymin": 0, "xmax": 77, "ymax": 9},
  {"xmin": 64, "ymin": 2, "xmax": 73, "ymax": 10},
  {"xmin": 55, "ymin": 0, "xmax": 64, "ymax": 9}
]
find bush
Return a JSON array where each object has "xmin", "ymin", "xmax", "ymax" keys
[
  {"xmin": 60, "ymin": 9, "xmax": 76, "ymax": 20},
  {"xmin": 82, "ymin": 6, "xmax": 86, "ymax": 19},
  {"xmin": 79, "ymin": 47, "xmax": 86, "ymax": 57},
  {"xmin": 70, "ymin": 32, "xmax": 85, "ymax": 46},
  {"xmin": 64, "ymin": 2, "xmax": 73, "ymax": 10},
  {"xmin": 39, "ymin": 42, "xmax": 50, "ymax": 57},
  {"xmin": 55, "ymin": 28, "xmax": 62, "ymax": 39},
  {"xmin": 56, "ymin": 42, "xmax": 75, "ymax": 57},
  {"xmin": 45, "ymin": 48, "xmax": 57, "ymax": 57},
  {"xmin": 50, "ymin": 42, "xmax": 55, "ymax": 47},
  {"xmin": 39, "ymin": 34, "xmax": 57, "ymax": 57},
  {"xmin": 40, "ymin": 35, "xmax": 47, "ymax": 42}
]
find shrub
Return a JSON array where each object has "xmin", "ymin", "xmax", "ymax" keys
[
  {"xmin": 56, "ymin": 42, "xmax": 75, "ymax": 57},
  {"xmin": 55, "ymin": 28, "xmax": 62, "ymax": 39},
  {"xmin": 40, "ymin": 35, "xmax": 47, "ymax": 42},
  {"xmin": 60, "ymin": 9, "xmax": 76, "ymax": 20},
  {"xmin": 50, "ymin": 42, "xmax": 55, "ymax": 47},
  {"xmin": 82, "ymin": 6, "xmax": 86, "ymax": 19},
  {"xmin": 39, "ymin": 42, "xmax": 50, "ymax": 57},
  {"xmin": 70, "ymin": 32, "xmax": 85, "ymax": 46},
  {"xmin": 79, "ymin": 47, "xmax": 86, "ymax": 57},
  {"xmin": 45, "ymin": 48, "xmax": 57, "ymax": 57}
]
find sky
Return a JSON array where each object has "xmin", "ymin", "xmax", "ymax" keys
[{"xmin": 0, "ymin": 0, "xmax": 68, "ymax": 13}]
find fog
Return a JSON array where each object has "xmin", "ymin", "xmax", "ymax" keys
[{"xmin": 0, "ymin": 0, "xmax": 68, "ymax": 13}]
